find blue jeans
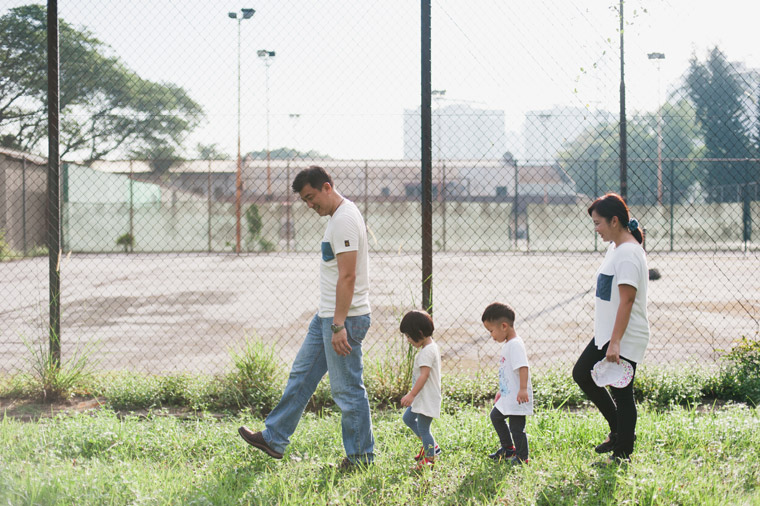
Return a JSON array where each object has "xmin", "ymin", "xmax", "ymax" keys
[
  {"xmin": 403, "ymin": 407, "xmax": 437, "ymax": 458},
  {"xmin": 262, "ymin": 313, "xmax": 374, "ymax": 463}
]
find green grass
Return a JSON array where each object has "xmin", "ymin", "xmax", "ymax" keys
[{"xmin": 1, "ymin": 404, "xmax": 758, "ymax": 505}]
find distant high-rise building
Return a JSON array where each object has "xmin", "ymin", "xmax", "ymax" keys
[{"xmin": 403, "ymin": 103, "xmax": 506, "ymax": 160}]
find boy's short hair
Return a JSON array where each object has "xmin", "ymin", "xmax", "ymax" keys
[
  {"xmin": 292, "ymin": 165, "xmax": 333, "ymax": 193},
  {"xmin": 481, "ymin": 302, "xmax": 516, "ymax": 325},
  {"xmin": 400, "ymin": 310, "xmax": 434, "ymax": 342}
]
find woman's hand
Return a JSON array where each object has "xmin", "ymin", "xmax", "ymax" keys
[
  {"xmin": 606, "ymin": 341, "xmax": 621, "ymax": 363},
  {"xmin": 494, "ymin": 392, "xmax": 501, "ymax": 404},
  {"xmin": 400, "ymin": 392, "xmax": 415, "ymax": 407}
]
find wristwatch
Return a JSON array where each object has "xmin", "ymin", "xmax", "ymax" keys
[{"xmin": 331, "ymin": 323, "xmax": 345, "ymax": 333}]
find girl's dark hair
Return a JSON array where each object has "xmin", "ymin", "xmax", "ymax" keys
[
  {"xmin": 587, "ymin": 192, "xmax": 644, "ymax": 244},
  {"xmin": 292, "ymin": 165, "xmax": 334, "ymax": 193},
  {"xmin": 400, "ymin": 310, "xmax": 434, "ymax": 342},
  {"xmin": 481, "ymin": 302, "xmax": 516, "ymax": 325}
]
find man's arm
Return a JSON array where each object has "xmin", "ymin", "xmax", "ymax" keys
[{"xmin": 331, "ymin": 250, "xmax": 357, "ymax": 356}]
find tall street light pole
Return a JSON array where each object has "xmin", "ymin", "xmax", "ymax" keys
[
  {"xmin": 229, "ymin": 8, "xmax": 255, "ymax": 254},
  {"xmin": 648, "ymin": 52, "xmax": 666, "ymax": 205},
  {"xmin": 258, "ymin": 49, "xmax": 276, "ymax": 199}
]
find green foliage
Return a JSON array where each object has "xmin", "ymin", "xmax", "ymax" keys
[
  {"xmin": 713, "ymin": 337, "xmax": 760, "ymax": 405},
  {"xmin": 258, "ymin": 237, "xmax": 276, "ymax": 252},
  {"xmin": 441, "ymin": 372, "xmax": 496, "ymax": 413},
  {"xmin": 687, "ymin": 47, "xmax": 757, "ymax": 202},
  {"xmin": 223, "ymin": 338, "xmax": 285, "ymax": 415},
  {"xmin": 532, "ymin": 367, "xmax": 585, "ymax": 409},
  {"xmin": 364, "ymin": 342, "xmax": 416, "ymax": 408},
  {"xmin": 115, "ymin": 233, "xmax": 134, "ymax": 252},
  {"xmin": 0, "ymin": 229, "xmax": 9, "ymax": 260},
  {"xmin": 557, "ymin": 100, "xmax": 700, "ymax": 204},
  {"xmin": 633, "ymin": 365, "xmax": 712, "ymax": 408},
  {"xmin": 1, "ymin": 406, "xmax": 759, "ymax": 505},
  {"xmin": 96, "ymin": 373, "xmax": 217, "ymax": 412},
  {"xmin": 245, "ymin": 204, "xmax": 263, "ymax": 241},
  {"xmin": 20, "ymin": 332, "xmax": 97, "ymax": 402},
  {"xmin": 0, "ymin": 5, "xmax": 203, "ymax": 160}
]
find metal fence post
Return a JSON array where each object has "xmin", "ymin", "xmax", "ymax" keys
[
  {"xmin": 207, "ymin": 160, "xmax": 212, "ymax": 253},
  {"xmin": 46, "ymin": 0, "xmax": 61, "ymax": 367},
  {"xmin": 421, "ymin": 0, "xmax": 433, "ymax": 314}
]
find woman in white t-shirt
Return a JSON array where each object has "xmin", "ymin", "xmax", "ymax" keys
[
  {"xmin": 400, "ymin": 310, "xmax": 442, "ymax": 471},
  {"xmin": 572, "ymin": 192, "xmax": 650, "ymax": 466}
]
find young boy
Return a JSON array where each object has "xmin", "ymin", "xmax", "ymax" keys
[{"xmin": 482, "ymin": 302, "xmax": 533, "ymax": 464}]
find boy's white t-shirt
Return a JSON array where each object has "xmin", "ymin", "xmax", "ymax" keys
[
  {"xmin": 318, "ymin": 199, "xmax": 370, "ymax": 317},
  {"xmin": 411, "ymin": 341, "xmax": 442, "ymax": 419},
  {"xmin": 594, "ymin": 242, "xmax": 650, "ymax": 364},
  {"xmin": 495, "ymin": 336, "xmax": 533, "ymax": 416}
]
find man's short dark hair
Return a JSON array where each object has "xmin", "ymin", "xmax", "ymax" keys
[
  {"xmin": 292, "ymin": 166, "xmax": 334, "ymax": 193},
  {"xmin": 481, "ymin": 302, "xmax": 516, "ymax": 325}
]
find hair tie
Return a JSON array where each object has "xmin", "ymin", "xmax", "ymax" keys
[{"xmin": 627, "ymin": 218, "xmax": 639, "ymax": 233}]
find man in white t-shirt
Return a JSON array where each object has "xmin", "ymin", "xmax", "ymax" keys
[{"xmin": 239, "ymin": 166, "xmax": 374, "ymax": 469}]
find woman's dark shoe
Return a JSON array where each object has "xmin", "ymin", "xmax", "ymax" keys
[{"xmin": 594, "ymin": 433, "xmax": 617, "ymax": 454}]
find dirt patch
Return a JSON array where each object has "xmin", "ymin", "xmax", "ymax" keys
[{"xmin": 0, "ymin": 396, "xmax": 105, "ymax": 422}]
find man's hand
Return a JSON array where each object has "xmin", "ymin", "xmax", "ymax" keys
[
  {"xmin": 331, "ymin": 328, "xmax": 352, "ymax": 356},
  {"xmin": 401, "ymin": 392, "xmax": 415, "ymax": 407}
]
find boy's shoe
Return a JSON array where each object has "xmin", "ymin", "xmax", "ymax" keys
[
  {"xmin": 414, "ymin": 444, "xmax": 442, "ymax": 461},
  {"xmin": 488, "ymin": 446, "xmax": 516, "ymax": 461},
  {"xmin": 506, "ymin": 456, "xmax": 529, "ymax": 466},
  {"xmin": 412, "ymin": 456, "xmax": 435, "ymax": 472},
  {"xmin": 238, "ymin": 426, "xmax": 283, "ymax": 459}
]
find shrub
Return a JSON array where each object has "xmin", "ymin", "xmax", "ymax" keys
[
  {"xmin": 714, "ymin": 336, "xmax": 760, "ymax": 405},
  {"xmin": 223, "ymin": 337, "xmax": 285, "ymax": 415},
  {"xmin": 116, "ymin": 233, "xmax": 134, "ymax": 252},
  {"xmin": 633, "ymin": 365, "xmax": 710, "ymax": 408},
  {"xmin": 364, "ymin": 342, "xmax": 416, "ymax": 408},
  {"xmin": 532, "ymin": 367, "xmax": 585, "ymax": 409},
  {"xmin": 441, "ymin": 372, "xmax": 496, "ymax": 413}
]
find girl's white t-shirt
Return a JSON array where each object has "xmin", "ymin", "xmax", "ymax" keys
[
  {"xmin": 594, "ymin": 242, "xmax": 650, "ymax": 363},
  {"xmin": 411, "ymin": 341, "xmax": 442, "ymax": 419},
  {"xmin": 495, "ymin": 336, "xmax": 533, "ymax": 416}
]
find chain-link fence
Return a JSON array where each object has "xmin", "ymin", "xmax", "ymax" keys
[{"xmin": 1, "ymin": 1, "xmax": 758, "ymax": 375}]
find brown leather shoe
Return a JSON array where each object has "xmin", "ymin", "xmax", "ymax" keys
[{"xmin": 238, "ymin": 426, "xmax": 283, "ymax": 459}]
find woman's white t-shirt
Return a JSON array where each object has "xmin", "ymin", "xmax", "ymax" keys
[
  {"xmin": 495, "ymin": 336, "xmax": 533, "ymax": 416},
  {"xmin": 594, "ymin": 242, "xmax": 650, "ymax": 363},
  {"xmin": 411, "ymin": 341, "xmax": 442, "ymax": 419}
]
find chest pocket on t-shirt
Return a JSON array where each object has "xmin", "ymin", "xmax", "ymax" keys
[
  {"xmin": 321, "ymin": 241, "xmax": 335, "ymax": 261},
  {"xmin": 596, "ymin": 273, "xmax": 614, "ymax": 301}
]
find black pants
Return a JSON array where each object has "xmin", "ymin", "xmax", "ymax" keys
[
  {"xmin": 489, "ymin": 407, "xmax": 529, "ymax": 461},
  {"xmin": 572, "ymin": 338, "xmax": 638, "ymax": 459}
]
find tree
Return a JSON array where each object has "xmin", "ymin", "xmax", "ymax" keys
[
  {"xmin": 557, "ymin": 100, "xmax": 701, "ymax": 204},
  {"xmin": 0, "ymin": 5, "xmax": 204, "ymax": 164},
  {"xmin": 686, "ymin": 47, "xmax": 756, "ymax": 203}
]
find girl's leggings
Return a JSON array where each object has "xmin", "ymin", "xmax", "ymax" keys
[{"xmin": 402, "ymin": 407, "xmax": 437, "ymax": 458}]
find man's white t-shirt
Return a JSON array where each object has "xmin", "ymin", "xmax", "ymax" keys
[
  {"xmin": 411, "ymin": 341, "xmax": 442, "ymax": 419},
  {"xmin": 495, "ymin": 336, "xmax": 533, "ymax": 416},
  {"xmin": 318, "ymin": 199, "xmax": 370, "ymax": 317},
  {"xmin": 594, "ymin": 242, "xmax": 650, "ymax": 363}
]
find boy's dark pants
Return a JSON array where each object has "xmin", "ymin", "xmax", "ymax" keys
[{"xmin": 490, "ymin": 407, "xmax": 529, "ymax": 461}]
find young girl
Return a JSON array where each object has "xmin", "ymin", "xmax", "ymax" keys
[{"xmin": 400, "ymin": 310, "xmax": 442, "ymax": 470}]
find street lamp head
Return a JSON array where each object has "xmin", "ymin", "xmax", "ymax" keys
[
  {"xmin": 647, "ymin": 52, "xmax": 665, "ymax": 60},
  {"xmin": 228, "ymin": 12, "xmax": 237, "ymax": 18},
  {"xmin": 258, "ymin": 49, "xmax": 276, "ymax": 58},
  {"xmin": 241, "ymin": 8, "xmax": 255, "ymax": 19}
]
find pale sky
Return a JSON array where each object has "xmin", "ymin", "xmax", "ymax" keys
[{"xmin": 3, "ymin": 0, "xmax": 759, "ymax": 159}]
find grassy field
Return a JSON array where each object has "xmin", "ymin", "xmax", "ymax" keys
[{"xmin": 1, "ymin": 403, "xmax": 758, "ymax": 505}]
